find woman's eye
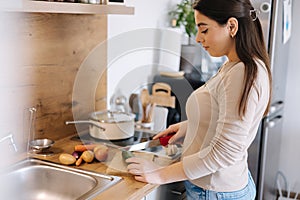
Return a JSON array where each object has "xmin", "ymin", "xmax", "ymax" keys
[{"xmin": 201, "ymin": 29, "xmax": 208, "ymax": 34}]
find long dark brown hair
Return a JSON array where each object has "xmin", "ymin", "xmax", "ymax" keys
[{"xmin": 193, "ymin": 0, "xmax": 272, "ymax": 117}]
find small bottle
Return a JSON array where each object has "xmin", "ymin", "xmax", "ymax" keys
[{"xmin": 171, "ymin": 18, "xmax": 177, "ymax": 28}]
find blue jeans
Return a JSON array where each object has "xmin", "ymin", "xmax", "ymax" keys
[{"xmin": 184, "ymin": 172, "xmax": 256, "ymax": 200}]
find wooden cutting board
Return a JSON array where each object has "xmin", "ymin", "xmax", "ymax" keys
[
  {"xmin": 105, "ymin": 150, "xmax": 154, "ymax": 176},
  {"xmin": 105, "ymin": 147, "xmax": 180, "ymax": 176}
]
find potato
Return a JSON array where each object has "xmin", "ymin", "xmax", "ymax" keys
[
  {"xmin": 94, "ymin": 145, "xmax": 108, "ymax": 162},
  {"xmin": 93, "ymin": 144, "xmax": 108, "ymax": 152},
  {"xmin": 82, "ymin": 150, "xmax": 94, "ymax": 163},
  {"xmin": 59, "ymin": 153, "xmax": 76, "ymax": 165}
]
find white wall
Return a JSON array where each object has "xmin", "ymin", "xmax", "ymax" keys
[
  {"xmin": 107, "ymin": 0, "xmax": 182, "ymax": 106},
  {"xmin": 0, "ymin": 4, "xmax": 26, "ymax": 156},
  {"xmin": 279, "ymin": 0, "xmax": 300, "ymax": 192}
]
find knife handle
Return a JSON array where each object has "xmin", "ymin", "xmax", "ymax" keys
[{"xmin": 159, "ymin": 133, "xmax": 175, "ymax": 146}]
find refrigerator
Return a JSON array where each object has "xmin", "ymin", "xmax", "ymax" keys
[{"xmin": 247, "ymin": 0, "xmax": 292, "ymax": 199}]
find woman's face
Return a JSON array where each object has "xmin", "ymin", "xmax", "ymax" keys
[{"xmin": 194, "ymin": 10, "xmax": 234, "ymax": 58}]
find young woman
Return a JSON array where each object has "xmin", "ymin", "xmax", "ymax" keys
[{"xmin": 125, "ymin": 0, "xmax": 272, "ymax": 199}]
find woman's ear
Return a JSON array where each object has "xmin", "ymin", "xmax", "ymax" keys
[{"xmin": 227, "ymin": 17, "xmax": 238, "ymax": 38}]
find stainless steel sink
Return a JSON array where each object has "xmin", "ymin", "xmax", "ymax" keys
[{"xmin": 0, "ymin": 158, "xmax": 122, "ymax": 200}]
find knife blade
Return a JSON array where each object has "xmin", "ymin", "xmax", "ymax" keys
[
  {"xmin": 127, "ymin": 139, "xmax": 161, "ymax": 151},
  {"xmin": 125, "ymin": 133, "xmax": 174, "ymax": 151}
]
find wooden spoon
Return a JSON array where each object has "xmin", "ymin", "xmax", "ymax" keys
[
  {"xmin": 128, "ymin": 93, "xmax": 137, "ymax": 112},
  {"xmin": 146, "ymin": 103, "xmax": 156, "ymax": 123},
  {"xmin": 140, "ymin": 89, "xmax": 150, "ymax": 122}
]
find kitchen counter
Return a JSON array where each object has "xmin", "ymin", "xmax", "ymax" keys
[{"xmin": 30, "ymin": 134, "xmax": 160, "ymax": 200}]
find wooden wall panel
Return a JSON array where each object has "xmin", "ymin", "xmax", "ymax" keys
[{"xmin": 14, "ymin": 13, "xmax": 108, "ymax": 142}]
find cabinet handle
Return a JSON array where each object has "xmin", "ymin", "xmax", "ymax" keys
[
  {"xmin": 269, "ymin": 101, "xmax": 284, "ymax": 114},
  {"xmin": 267, "ymin": 116, "xmax": 282, "ymax": 128},
  {"xmin": 171, "ymin": 190, "xmax": 183, "ymax": 195}
]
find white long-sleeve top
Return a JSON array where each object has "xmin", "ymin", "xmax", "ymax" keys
[{"xmin": 182, "ymin": 60, "xmax": 270, "ymax": 192}]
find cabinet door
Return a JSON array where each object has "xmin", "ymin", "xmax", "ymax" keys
[{"xmin": 144, "ymin": 182, "xmax": 186, "ymax": 200}]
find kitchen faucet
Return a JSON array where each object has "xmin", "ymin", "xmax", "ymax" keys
[{"xmin": 0, "ymin": 133, "xmax": 18, "ymax": 152}]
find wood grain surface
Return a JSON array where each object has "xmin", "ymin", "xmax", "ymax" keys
[{"xmin": 3, "ymin": 12, "xmax": 107, "ymax": 147}]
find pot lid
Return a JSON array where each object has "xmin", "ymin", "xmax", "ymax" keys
[{"xmin": 90, "ymin": 110, "xmax": 133, "ymax": 123}]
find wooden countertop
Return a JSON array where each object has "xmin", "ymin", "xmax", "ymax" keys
[{"xmin": 30, "ymin": 134, "xmax": 159, "ymax": 200}]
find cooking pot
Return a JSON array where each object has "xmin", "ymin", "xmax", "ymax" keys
[{"xmin": 66, "ymin": 110, "xmax": 135, "ymax": 140}]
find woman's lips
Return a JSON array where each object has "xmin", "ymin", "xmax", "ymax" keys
[{"xmin": 203, "ymin": 46, "xmax": 209, "ymax": 50}]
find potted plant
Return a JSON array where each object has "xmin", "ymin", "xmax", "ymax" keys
[
  {"xmin": 169, "ymin": 0, "xmax": 201, "ymax": 74},
  {"xmin": 169, "ymin": 0, "xmax": 197, "ymax": 45}
]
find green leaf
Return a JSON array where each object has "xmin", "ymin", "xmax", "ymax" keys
[{"xmin": 169, "ymin": 0, "xmax": 196, "ymax": 37}]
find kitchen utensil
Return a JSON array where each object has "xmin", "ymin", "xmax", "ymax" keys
[
  {"xmin": 115, "ymin": 95, "xmax": 127, "ymax": 112},
  {"xmin": 110, "ymin": 94, "xmax": 128, "ymax": 112},
  {"xmin": 66, "ymin": 110, "xmax": 135, "ymax": 140},
  {"xmin": 29, "ymin": 138, "xmax": 54, "ymax": 152},
  {"xmin": 106, "ymin": 151, "xmax": 154, "ymax": 175},
  {"xmin": 134, "ymin": 121, "xmax": 154, "ymax": 130},
  {"xmin": 159, "ymin": 71, "xmax": 185, "ymax": 77},
  {"xmin": 125, "ymin": 133, "xmax": 175, "ymax": 151},
  {"xmin": 140, "ymin": 89, "xmax": 150, "ymax": 123},
  {"xmin": 66, "ymin": 120, "xmax": 106, "ymax": 130},
  {"xmin": 128, "ymin": 93, "xmax": 136, "ymax": 112},
  {"xmin": 152, "ymin": 82, "xmax": 171, "ymax": 96},
  {"xmin": 145, "ymin": 103, "xmax": 156, "ymax": 123},
  {"xmin": 151, "ymin": 82, "xmax": 175, "ymax": 108},
  {"xmin": 128, "ymin": 93, "xmax": 142, "ymax": 121}
]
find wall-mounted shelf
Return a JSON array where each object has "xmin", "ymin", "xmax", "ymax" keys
[{"xmin": 6, "ymin": 0, "xmax": 134, "ymax": 15}]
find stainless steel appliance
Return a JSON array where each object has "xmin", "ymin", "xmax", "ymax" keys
[{"xmin": 247, "ymin": 0, "xmax": 291, "ymax": 199}]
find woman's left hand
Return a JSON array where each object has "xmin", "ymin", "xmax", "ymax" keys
[{"xmin": 126, "ymin": 157, "xmax": 165, "ymax": 184}]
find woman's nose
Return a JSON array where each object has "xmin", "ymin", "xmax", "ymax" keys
[{"xmin": 195, "ymin": 32, "xmax": 203, "ymax": 43}]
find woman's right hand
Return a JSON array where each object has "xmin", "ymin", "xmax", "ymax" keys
[{"xmin": 153, "ymin": 121, "xmax": 187, "ymax": 144}]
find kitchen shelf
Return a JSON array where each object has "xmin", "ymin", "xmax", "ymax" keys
[{"xmin": 6, "ymin": 0, "xmax": 134, "ymax": 15}]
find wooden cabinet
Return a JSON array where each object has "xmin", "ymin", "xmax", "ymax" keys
[{"xmin": 6, "ymin": 0, "xmax": 134, "ymax": 15}]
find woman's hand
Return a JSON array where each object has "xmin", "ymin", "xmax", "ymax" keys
[
  {"xmin": 153, "ymin": 121, "xmax": 187, "ymax": 144},
  {"xmin": 126, "ymin": 157, "xmax": 165, "ymax": 184},
  {"xmin": 126, "ymin": 157, "xmax": 188, "ymax": 184}
]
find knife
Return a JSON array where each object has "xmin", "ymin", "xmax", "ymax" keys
[{"xmin": 125, "ymin": 133, "xmax": 175, "ymax": 152}]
